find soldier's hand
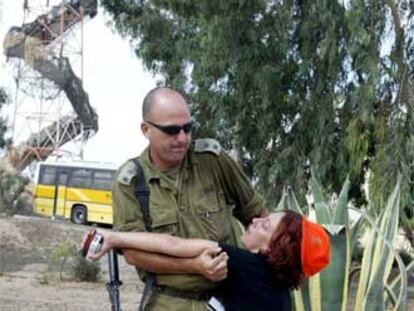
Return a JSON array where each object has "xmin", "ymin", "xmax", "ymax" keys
[{"xmin": 195, "ymin": 247, "xmax": 228, "ymax": 282}]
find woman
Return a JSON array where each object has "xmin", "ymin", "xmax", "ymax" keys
[{"xmin": 83, "ymin": 210, "xmax": 330, "ymax": 311}]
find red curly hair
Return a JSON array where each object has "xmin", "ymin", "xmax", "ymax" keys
[{"xmin": 264, "ymin": 210, "xmax": 304, "ymax": 289}]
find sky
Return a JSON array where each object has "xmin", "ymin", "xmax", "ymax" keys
[{"xmin": 0, "ymin": 0, "xmax": 156, "ymax": 167}]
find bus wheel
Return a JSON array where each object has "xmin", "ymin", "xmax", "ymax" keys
[{"xmin": 71, "ymin": 205, "xmax": 87, "ymax": 225}]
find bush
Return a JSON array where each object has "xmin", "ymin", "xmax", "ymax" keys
[
  {"xmin": 72, "ymin": 252, "xmax": 101, "ymax": 282},
  {"xmin": 0, "ymin": 168, "xmax": 30, "ymax": 215},
  {"xmin": 46, "ymin": 242, "xmax": 101, "ymax": 282},
  {"xmin": 47, "ymin": 242, "xmax": 76, "ymax": 281}
]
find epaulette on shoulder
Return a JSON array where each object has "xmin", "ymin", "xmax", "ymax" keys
[
  {"xmin": 194, "ymin": 138, "xmax": 222, "ymax": 156},
  {"xmin": 117, "ymin": 160, "xmax": 138, "ymax": 185}
]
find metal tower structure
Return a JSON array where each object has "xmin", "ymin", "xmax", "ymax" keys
[{"xmin": 3, "ymin": 0, "xmax": 98, "ymax": 171}]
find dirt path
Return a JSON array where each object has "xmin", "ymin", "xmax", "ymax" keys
[{"xmin": 0, "ymin": 215, "xmax": 143, "ymax": 311}]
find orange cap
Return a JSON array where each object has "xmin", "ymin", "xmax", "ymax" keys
[{"xmin": 301, "ymin": 217, "xmax": 330, "ymax": 277}]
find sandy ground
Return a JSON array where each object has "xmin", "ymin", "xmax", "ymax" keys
[
  {"xmin": 0, "ymin": 214, "xmax": 413, "ymax": 311},
  {"xmin": 0, "ymin": 215, "xmax": 143, "ymax": 311}
]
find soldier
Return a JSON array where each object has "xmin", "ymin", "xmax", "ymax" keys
[{"xmin": 112, "ymin": 87, "xmax": 268, "ymax": 311}]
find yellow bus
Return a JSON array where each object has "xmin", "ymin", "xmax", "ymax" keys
[{"xmin": 33, "ymin": 161, "xmax": 117, "ymax": 225}]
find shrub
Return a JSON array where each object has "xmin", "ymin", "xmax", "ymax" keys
[
  {"xmin": 47, "ymin": 242, "xmax": 100, "ymax": 282},
  {"xmin": 0, "ymin": 168, "xmax": 30, "ymax": 215},
  {"xmin": 72, "ymin": 252, "xmax": 101, "ymax": 282},
  {"xmin": 47, "ymin": 242, "xmax": 76, "ymax": 280}
]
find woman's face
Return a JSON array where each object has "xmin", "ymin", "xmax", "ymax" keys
[{"xmin": 241, "ymin": 213, "xmax": 285, "ymax": 254}]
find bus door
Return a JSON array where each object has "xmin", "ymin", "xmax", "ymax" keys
[{"xmin": 52, "ymin": 169, "xmax": 69, "ymax": 218}]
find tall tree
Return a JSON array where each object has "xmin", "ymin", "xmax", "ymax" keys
[
  {"xmin": 0, "ymin": 88, "xmax": 30, "ymax": 215},
  {"xmin": 0, "ymin": 88, "xmax": 9, "ymax": 149},
  {"xmin": 101, "ymin": 0, "xmax": 414, "ymax": 240}
]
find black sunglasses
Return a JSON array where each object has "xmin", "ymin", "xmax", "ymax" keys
[{"xmin": 146, "ymin": 120, "xmax": 193, "ymax": 135}]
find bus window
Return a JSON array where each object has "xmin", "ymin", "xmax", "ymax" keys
[
  {"xmin": 92, "ymin": 170, "xmax": 114, "ymax": 191},
  {"xmin": 58, "ymin": 171, "xmax": 69, "ymax": 185},
  {"xmin": 40, "ymin": 166, "xmax": 57, "ymax": 185},
  {"xmin": 69, "ymin": 168, "xmax": 92, "ymax": 188}
]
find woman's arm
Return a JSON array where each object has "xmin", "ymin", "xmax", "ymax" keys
[
  {"xmin": 82, "ymin": 230, "xmax": 228, "ymax": 281},
  {"xmin": 86, "ymin": 230, "xmax": 218, "ymax": 260}
]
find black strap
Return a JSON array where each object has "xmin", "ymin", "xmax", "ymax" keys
[
  {"xmin": 155, "ymin": 286, "xmax": 213, "ymax": 301},
  {"xmin": 131, "ymin": 158, "xmax": 156, "ymax": 311},
  {"xmin": 132, "ymin": 158, "xmax": 152, "ymax": 232}
]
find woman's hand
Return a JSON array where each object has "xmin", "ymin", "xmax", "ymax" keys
[{"xmin": 194, "ymin": 247, "xmax": 228, "ymax": 282}]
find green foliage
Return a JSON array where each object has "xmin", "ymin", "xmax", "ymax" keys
[
  {"xmin": 279, "ymin": 176, "xmax": 408, "ymax": 311},
  {"xmin": 0, "ymin": 248, "xmax": 5, "ymax": 276},
  {"xmin": 72, "ymin": 252, "xmax": 101, "ymax": 282},
  {"xmin": 0, "ymin": 88, "xmax": 8, "ymax": 149},
  {"xmin": 0, "ymin": 87, "xmax": 31, "ymax": 215},
  {"xmin": 101, "ymin": 0, "xmax": 414, "ymax": 239},
  {"xmin": 0, "ymin": 88, "xmax": 28, "ymax": 215},
  {"xmin": 47, "ymin": 242, "xmax": 101, "ymax": 282},
  {"xmin": 47, "ymin": 242, "xmax": 77, "ymax": 281},
  {"xmin": 0, "ymin": 169, "xmax": 30, "ymax": 215}
]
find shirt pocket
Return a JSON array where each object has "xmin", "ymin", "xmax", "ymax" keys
[
  {"xmin": 150, "ymin": 201, "xmax": 179, "ymax": 235},
  {"xmin": 193, "ymin": 186, "xmax": 232, "ymax": 241}
]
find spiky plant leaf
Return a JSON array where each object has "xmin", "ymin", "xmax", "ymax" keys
[{"xmin": 310, "ymin": 172, "xmax": 331, "ymax": 224}]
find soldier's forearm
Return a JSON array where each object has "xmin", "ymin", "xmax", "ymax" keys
[{"xmin": 122, "ymin": 249, "xmax": 199, "ymax": 274}]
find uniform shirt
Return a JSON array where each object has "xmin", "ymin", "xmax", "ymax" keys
[
  {"xmin": 217, "ymin": 244, "xmax": 292, "ymax": 311},
  {"xmin": 112, "ymin": 140, "xmax": 266, "ymax": 290}
]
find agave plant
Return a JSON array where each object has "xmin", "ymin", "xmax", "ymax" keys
[{"xmin": 276, "ymin": 175, "xmax": 410, "ymax": 310}]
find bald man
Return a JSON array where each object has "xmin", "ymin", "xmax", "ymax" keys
[{"xmin": 112, "ymin": 87, "xmax": 268, "ymax": 311}]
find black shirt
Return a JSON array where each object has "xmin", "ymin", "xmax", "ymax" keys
[{"xmin": 216, "ymin": 243, "xmax": 291, "ymax": 311}]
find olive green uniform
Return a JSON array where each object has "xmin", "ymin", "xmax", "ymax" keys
[{"xmin": 112, "ymin": 139, "xmax": 266, "ymax": 311}]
